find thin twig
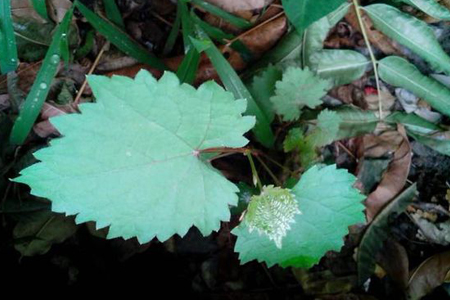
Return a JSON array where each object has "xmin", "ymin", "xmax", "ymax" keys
[
  {"xmin": 223, "ymin": 11, "xmax": 285, "ymax": 49},
  {"xmin": 245, "ymin": 150, "xmax": 263, "ymax": 190},
  {"xmin": 73, "ymin": 44, "xmax": 107, "ymax": 106},
  {"xmin": 352, "ymin": 0, "xmax": 384, "ymax": 120},
  {"xmin": 255, "ymin": 154, "xmax": 281, "ymax": 186}
]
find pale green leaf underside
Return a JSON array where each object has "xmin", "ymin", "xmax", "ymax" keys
[
  {"xmin": 233, "ymin": 164, "xmax": 365, "ymax": 268},
  {"xmin": 378, "ymin": 56, "xmax": 450, "ymax": 117},
  {"xmin": 364, "ymin": 4, "xmax": 450, "ymax": 75},
  {"xmin": 14, "ymin": 70, "xmax": 255, "ymax": 243}
]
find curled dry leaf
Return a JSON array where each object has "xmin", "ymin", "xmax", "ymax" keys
[
  {"xmin": 377, "ymin": 239, "xmax": 409, "ymax": 289},
  {"xmin": 407, "ymin": 251, "xmax": 450, "ymax": 300},
  {"xmin": 33, "ymin": 102, "xmax": 77, "ymax": 138},
  {"xmin": 365, "ymin": 125, "xmax": 412, "ymax": 221}
]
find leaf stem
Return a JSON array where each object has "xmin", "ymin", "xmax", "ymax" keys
[
  {"xmin": 245, "ymin": 150, "xmax": 263, "ymax": 190},
  {"xmin": 352, "ymin": 0, "xmax": 384, "ymax": 120}
]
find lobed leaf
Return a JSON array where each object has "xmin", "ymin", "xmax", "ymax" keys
[
  {"xmin": 233, "ymin": 164, "xmax": 365, "ymax": 268},
  {"xmin": 14, "ymin": 70, "xmax": 256, "ymax": 243},
  {"xmin": 270, "ymin": 67, "xmax": 330, "ymax": 121}
]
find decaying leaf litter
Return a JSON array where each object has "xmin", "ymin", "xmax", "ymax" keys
[{"xmin": 2, "ymin": 0, "xmax": 450, "ymax": 298}]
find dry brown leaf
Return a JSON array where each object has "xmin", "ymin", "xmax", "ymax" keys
[
  {"xmin": 106, "ymin": 15, "xmax": 287, "ymax": 84},
  {"xmin": 33, "ymin": 102, "xmax": 77, "ymax": 138},
  {"xmin": 365, "ymin": 125, "xmax": 412, "ymax": 221},
  {"xmin": 407, "ymin": 251, "xmax": 450, "ymax": 300},
  {"xmin": 377, "ymin": 239, "xmax": 409, "ymax": 289},
  {"xmin": 204, "ymin": 0, "xmax": 273, "ymax": 12},
  {"xmin": 346, "ymin": 7, "xmax": 403, "ymax": 56}
]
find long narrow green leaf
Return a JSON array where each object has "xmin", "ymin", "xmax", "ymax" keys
[
  {"xmin": 176, "ymin": 47, "xmax": 200, "ymax": 84},
  {"xmin": 0, "ymin": 0, "xmax": 18, "ymax": 74},
  {"xmin": 103, "ymin": 0, "xmax": 125, "ymax": 29},
  {"xmin": 162, "ymin": 0, "xmax": 182, "ymax": 55},
  {"xmin": 364, "ymin": 4, "xmax": 450, "ymax": 74},
  {"xmin": 378, "ymin": 56, "xmax": 450, "ymax": 117},
  {"xmin": 191, "ymin": 10, "xmax": 234, "ymax": 43},
  {"xmin": 309, "ymin": 50, "xmax": 370, "ymax": 86},
  {"xmin": 407, "ymin": 130, "xmax": 450, "ymax": 156},
  {"xmin": 396, "ymin": 0, "xmax": 450, "ymax": 21},
  {"xmin": 9, "ymin": 7, "xmax": 75, "ymax": 145},
  {"xmin": 190, "ymin": 29, "xmax": 274, "ymax": 148},
  {"xmin": 74, "ymin": 0, "xmax": 166, "ymax": 70},
  {"xmin": 31, "ymin": 0, "xmax": 51, "ymax": 22},
  {"xmin": 190, "ymin": 0, "xmax": 252, "ymax": 29},
  {"xmin": 334, "ymin": 106, "xmax": 378, "ymax": 140}
]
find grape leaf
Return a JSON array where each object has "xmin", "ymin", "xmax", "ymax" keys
[
  {"xmin": 245, "ymin": 185, "xmax": 300, "ymax": 249},
  {"xmin": 307, "ymin": 109, "xmax": 342, "ymax": 147},
  {"xmin": 270, "ymin": 67, "xmax": 330, "ymax": 121},
  {"xmin": 233, "ymin": 164, "xmax": 365, "ymax": 268},
  {"xmin": 14, "ymin": 70, "xmax": 255, "ymax": 243}
]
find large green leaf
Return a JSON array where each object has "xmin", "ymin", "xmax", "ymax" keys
[
  {"xmin": 378, "ymin": 56, "xmax": 450, "ymax": 117},
  {"xmin": 396, "ymin": 0, "xmax": 450, "ymax": 21},
  {"xmin": 282, "ymin": 0, "xmax": 347, "ymax": 34},
  {"xmin": 363, "ymin": 4, "xmax": 450, "ymax": 74},
  {"xmin": 14, "ymin": 70, "xmax": 255, "ymax": 243},
  {"xmin": 309, "ymin": 50, "xmax": 370, "ymax": 86},
  {"xmin": 233, "ymin": 164, "xmax": 365, "ymax": 268}
]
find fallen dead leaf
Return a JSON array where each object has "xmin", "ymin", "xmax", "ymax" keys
[
  {"xmin": 33, "ymin": 102, "xmax": 77, "ymax": 138},
  {"xmin": 205, "ymin": 0, "xmax": 273, "ymax": 12},
  {"xmin": 377, "ymin": 239, "xmax": 409, "ymax": 289},
  {"xmin": 365, "ymin": 125, "xmax": 412, "ymax": 221},
  {"xmin": 407, "ymin": 251, "xmax": 450, "ymax": 300}
]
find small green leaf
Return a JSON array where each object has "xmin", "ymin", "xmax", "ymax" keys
[
  {"xmin": 74, "ymin": 0, "xmax": 166, "ymax": 71},
  {"xmin": 364, "ymin": 4, "xmax": 450, "ymax": 74},
  {"xmin": 9, "ymin": 6, "xmax": 74, "ymax": 145},
  {"xmin": 233, "ymin": 164, "xmax": 365, "ymax": 268},
  {"xmin": 283, "ymin": 127, "xmax": 304, "ymax": 153},
  {"xmin": 14, "ymin": 70, "xmax": 255, "ymax": 243},
  {"xmin": 396, "ymin": 0, "xmax": 450, "ymax": 21},
  {"xmin": 270, "ymin": 67, "xmax": 330, "ymax": 121},
  {"xmin": 307, "ymin": 109, "xmax": 342, "ymax": 147},
  {"xmin": 282, "ymin": 0, "xmax": 347, "ymax": 34},
  {"xmin": 378, "ymin": 56, "xmax": 450, "ymax": 117},
  {"xmin": 245, "ymin": 186, "xmax": 300, "ymax": 249},
  {"xmin": 309, "ymin": 50, "xmax": 370, "ymax": 86},
  {"xmin": 247, "ymin": 65, "xmax": 282, "ymax": 123},
  {"xmin": 0, "ymin": 0, "xmax": 18, "ymax": 73}
]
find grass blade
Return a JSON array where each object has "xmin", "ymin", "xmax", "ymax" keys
[
  {"xmin": 190, "ymin": 28, "xmax": 274, "ymax": 148},
  {"xmin": 9, "ymin": 7, "xmax": 75, "ymax": 145},
  {"xmin": 74, "ymin": 0, "xmax": 166, "ymax": 70},
  {"xmin": 103, "ymin": 0, "xmax": 125, "ymax": 29},
  {"xmin": 190, "ymin": 0, "xmax": 252, "ymax": 29},
  {"xmin": 0, "ymin": 0, "xmax": 18, "ymax": 74},
  {"xmin": 162, "ymin": 0, "xmax": 182, "ymax": 55},
  {"xmin": 31, "ymin": 0, "xmax": 51, "ymax": 22},
  {"xmin": 176, "ymin": 47, "xmax": 200, "ymax": 84}
]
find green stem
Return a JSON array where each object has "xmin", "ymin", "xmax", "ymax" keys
[
  {"xmin": 352, "ymin": 0, "xmax": 383, "ymax": 120},
  {"xmin": 245, "ymin": 150, "xmax": 263, "ymax": 190}
]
